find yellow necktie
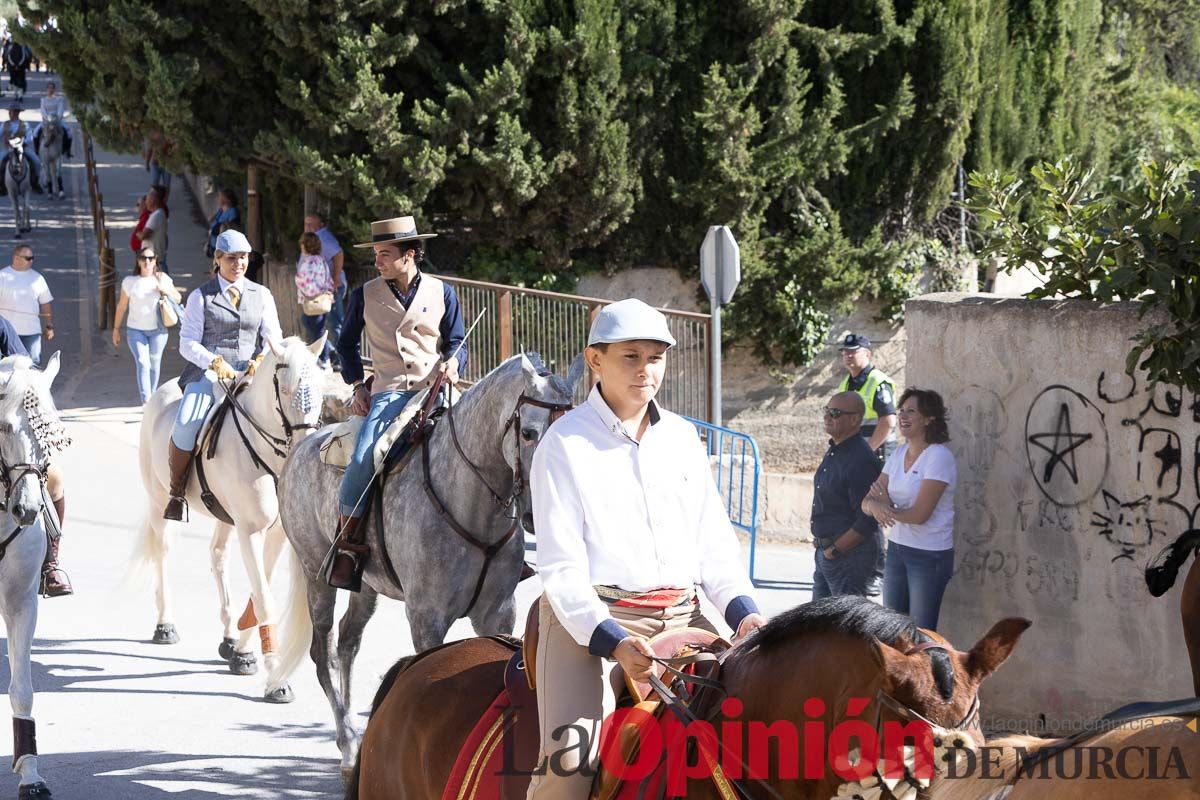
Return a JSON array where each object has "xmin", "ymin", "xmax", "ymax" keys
[{"xmin": 227, "ymin": 286, "xmax": 240, "ymax": 309}]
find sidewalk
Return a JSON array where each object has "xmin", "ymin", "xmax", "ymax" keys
[{"xmin": 6, "ymin": 71, "xmax": 817, "ymax": 798}]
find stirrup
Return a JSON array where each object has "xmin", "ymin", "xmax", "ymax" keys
[
  {"xmin": 40, "ymin": 567, "xmax": 73, "ymax": 598},
  {"xmin": 163, "ymin": 495, "xmax": 189, "ymax": 522},
  {"xmin": 321, "ymin": 541, "xmax": 367, "ymax": 592}
]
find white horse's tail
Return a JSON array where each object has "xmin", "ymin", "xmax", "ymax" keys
[
  {"xmin": 124, "ymin": 509, "xmax": 165, "ymax": 594},
  {"xmin": 269, "ymin": 548, "xmax": 313, "ymax": 688}
]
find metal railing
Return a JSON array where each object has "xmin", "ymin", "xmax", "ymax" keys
[
  {"xmin": 686, "ymin": 417, "xmax": 763, "ymax": 584},
  {"xmin": 82, "ymin": 130, "xmax": 117, "ymax": 329},
  {"xmin": 441, "ymin": 277, "xmax": 712, "ymax": 418}
]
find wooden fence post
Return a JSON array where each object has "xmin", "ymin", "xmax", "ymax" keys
[{"xmin": 499, "ymin": 289, "xmax": 513, "ymax": 361}]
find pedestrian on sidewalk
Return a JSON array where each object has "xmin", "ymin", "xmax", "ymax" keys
[
  {"xmin": 206, "ymin": 188, "xmax": 240, "ymax": 259},
  {"xmin": 862, "ymin": 388, "xmax": 957, "ymax": 630},
  {"xmin": 294, "ymin": 231, "xmax": 334, "ymax": 368},
  {"xmin": 137, "ymin": 185, "xmax": 169, "ymax": 272},
  {"xmin": 304, "ymin": 211, "xmax": 344, "ymax": 370},
  {"xmin": 811, "ymin": 391, "xmax": 884, "ymax": 600},
  {"xmin": 111, "ymin": 246, "xmax": 183, "ymax": 403},
  {"xmin": 0, "ymin": 243, "xmax": 53, "ymax": 365}
]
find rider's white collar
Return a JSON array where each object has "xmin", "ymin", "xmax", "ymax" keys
[{"xmin": 217, "ymin": 274, "xmax": 246, "ymax": 294}]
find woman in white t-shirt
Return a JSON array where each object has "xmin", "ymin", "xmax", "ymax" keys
[
  {"xmin": 0, "ymin": 244, "xmax": 54, "ymax": 365},
  {"xmin": 862, "ymin": 388, "xmax": 956, "ymax": 629},
  {"xmin": 112, "ymin": 246, "xmax": 182, "ymax": 403}
]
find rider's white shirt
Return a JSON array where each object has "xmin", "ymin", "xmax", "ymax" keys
[
  {"xmin": 39, "ymin": 95, "xmax": 65, "ymax": 120},
  {"xmin": 0, "ymin": 266, "xmax": 51, "ymax": 336},
  {"xmin": 179, "ymin": 275, "xmax": 283, "ymax": 371},
  {"xmin": 531, "ymin": 385, "xmax": 756, "ymax": 649}
]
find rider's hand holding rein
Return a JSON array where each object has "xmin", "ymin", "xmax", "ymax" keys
[
  {"xmin": 439, "ymin": 355, "xmax": 460, "ymax": 385},
  {"xmin": 614, "ymin": 636, "xmax": 656, "ymax": 682},
  {"xmin": 208, "ymin": 356, "xmax": 238, "ymax": 382}
]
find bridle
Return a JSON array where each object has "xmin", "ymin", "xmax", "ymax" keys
[
  {"xmin": 875, "ymin": 640, "xmax": 982, "ymax": 733},
  {"xmin": 0, "ymin": 453, "xmax": 48, "ymax": 563},
  {"xmin": 420, "ymin": 381, "xmax": 572, "ymax": 615},
  {"xmin": 215, "ymin": 362, "xmax": 321, "ymax": 479}
]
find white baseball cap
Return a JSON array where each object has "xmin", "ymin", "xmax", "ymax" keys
[{"xmin": 587, "ymin": 298, "xmax": 677, "ymax": 348}]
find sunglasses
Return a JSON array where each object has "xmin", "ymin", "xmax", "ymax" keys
[
  {"xmin": 16, "ymin": 254, "xmax": 33, "ymax": 262},
  {"xmin": 823, "ymin": 407, "xmax": 859, "ymax": 419}
]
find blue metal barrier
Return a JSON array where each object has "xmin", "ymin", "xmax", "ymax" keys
[{"xmin": 686, "ymin": 417, "xmax": 764, "ymax": 585}]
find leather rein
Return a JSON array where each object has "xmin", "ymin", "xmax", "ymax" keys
[
  {"xmin": 214, "ymin": 364, "xmax": 320, "ymax": 482},
  {"xmin": 409, "ymin": 377, "xmax": 571, "ymax": 616}
]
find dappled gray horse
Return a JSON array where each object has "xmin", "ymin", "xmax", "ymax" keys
[
  {"xmin": 4, "ymin": 137, "xmax": 31, "ymax": 237},
  {"xmin": 0, "ymin": 353, "xmax": 66, "ymax": 800},
  {"xmin": 37, "ymin": 117, "xmax": 62, "ymax": 198},
  {"xmin": 275, "ymin": 352, "xmax": 580, "ymax": 778}
]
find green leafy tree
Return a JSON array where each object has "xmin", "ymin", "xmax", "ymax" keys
[{"xmin": 969, "ymin": 157, "xmax": 1200, "ymax": 391}]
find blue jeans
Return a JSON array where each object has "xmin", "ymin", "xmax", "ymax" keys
[
  {"xmin": 300, "ymin": 311, "xmax": 333, "ymax": 364},
  {"xmin": 338, "ymin": 389, "xmax": 418, "ymax": 517},
  {"xmin": 883, "ymin": 541, "xmax": 955, "ymax": 630},
  {"xmin": 18, "ymin": 334, "xmax": 40, "ymax": 366},
  {"xmin": 126, "ymin": 327, "xmax": 169, "ymax": 403},
  {"xmin": 149, "ymin": 164, "xmax": 172, "ymax": 191},
  {"xmin": 812, "ymin": 534, "xmax": 881, "ymax": 600},
  {"xmin": 326, "ymin": 283, "xmax": 347, "ymax": 362},
  {"xmin": 171, "ymin": 374, "xmax": 218, "ymax": 450}
]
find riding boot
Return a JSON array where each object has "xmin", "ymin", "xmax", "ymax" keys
[
  {"xmin": 40, "ymin": 496, "xmax": 72, "ymax": 597},
  {"xmin": 324, "ymin": 514, "xmax": 369, "ymax": 592},
  {"xmin": 163, "ymin": 442, "xmax": 194, "ymax": 521}
]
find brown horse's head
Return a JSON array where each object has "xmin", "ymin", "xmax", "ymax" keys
[{"xmin": 718, "ymin": 597, "xmax": 1029, "ymax": 797}]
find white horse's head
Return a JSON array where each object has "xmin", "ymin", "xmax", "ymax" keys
[
  {"xmin": 0, "ymin": 353, "xmax": 64, "ymax": 524},
  {"xmin": 264, "ymin": 335, "xmax": 326, "ymax": 448}
]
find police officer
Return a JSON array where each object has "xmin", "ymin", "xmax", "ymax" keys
[
  {"xmin": 837, "ymin": 333, "xmax": 897, "ymax": 460},
  {"xmin": 836, "ymin": 333, "xmax": 896, "ymax": 597}
]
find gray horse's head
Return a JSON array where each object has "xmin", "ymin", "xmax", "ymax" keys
[
  {"xmin": 263, "ymin": 335, "xmax": 326, "ymax": 447},
  {"xmin": 483, "ymin": 352, "xmax": 583, "ymax": 532},
  {"xmin": 0, "ymin": 353, "xmax": 64, "ymax": 524}
]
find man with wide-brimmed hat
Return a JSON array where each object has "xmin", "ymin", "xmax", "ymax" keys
[{"xmin": 326, "ymin": 215, "xmax": 467, "ymax": 590}]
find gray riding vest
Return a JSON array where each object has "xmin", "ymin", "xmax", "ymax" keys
[{"xmin": 178, "ymin": 278, "xmax": 266, "ymax": 386}]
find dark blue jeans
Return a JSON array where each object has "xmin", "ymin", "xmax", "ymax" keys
[
  {"xmin": 326, "ymin": 283, "xmax": 348, "ymax": 363},
  {"xmin": 300, "ymin": 311, "xmax": 333, "ymax": 364},
  {"xmin": 883, "ymin": 540, "xmax": 955, "ymax": 630},
  {"xmin": 812, "ymin": 535, "xmax": 880, "ymax": 600}
]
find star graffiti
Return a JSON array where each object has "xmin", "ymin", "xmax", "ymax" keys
[{"xmin": 1028, "ymin": 402, "xmax": 1093, "ymax": 485}]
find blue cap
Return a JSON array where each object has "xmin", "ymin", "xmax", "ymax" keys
[
  {"xmin": 840, "ymin": 333, "xmax": 871, "ymax": 351},
  {"xmin": 587, "ymin": 298, "xmax": 676, "ymax": 348},
  {"xmin": 214, "ymin": 229, "xmax": 252, "ymax": 254}
]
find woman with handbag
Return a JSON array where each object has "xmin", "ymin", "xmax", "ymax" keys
[
  {"xmin": 295, "ymin": 231, "xmax": 334, "ymax": 368},
  {"xmin": 112, "ymin": 246, "xmax": 183, "ymax": 403}
]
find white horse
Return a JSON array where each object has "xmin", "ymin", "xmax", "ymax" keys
[
  {"xmin": 134, "ymin": 336, "xmax": 325, "ymax": 703},
  {"xmin": 3, "ymin": 137, "xmax": 31, "ymax": 238},
  {"xmin": 36, "ymin": 118, "xmax": 61, "ymax": 199},
  {"xmin": 0, "ymin": 353, "xmax": 64, "ymax": 800}
]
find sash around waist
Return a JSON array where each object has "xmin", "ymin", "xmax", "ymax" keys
[{"xmin": 594, "ymin": 584, "xmax": 696, "ymax": 608}]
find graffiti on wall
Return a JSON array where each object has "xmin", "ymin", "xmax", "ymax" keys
[{"xmin": 1022, "ymin": 372, "xmax": 1200, "ymax": 568}]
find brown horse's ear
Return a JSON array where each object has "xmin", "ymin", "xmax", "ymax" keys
[{"xmin": 964, "ymin": 618, "xmax": 1031, "ymax": 682}]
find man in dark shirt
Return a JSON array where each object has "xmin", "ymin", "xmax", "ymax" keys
[{"xmin": 810, "ymin": 391, "xmax": 883, "ymax": 599}]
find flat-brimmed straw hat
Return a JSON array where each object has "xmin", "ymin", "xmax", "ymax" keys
[{"xmin": 353, "ymin": 216, "xmax": 438, "ymax": 248}]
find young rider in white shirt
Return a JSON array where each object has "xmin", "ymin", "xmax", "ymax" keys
[{"xmin": 528, "ymin": 298, "xmax": 766, "ymax": 799}]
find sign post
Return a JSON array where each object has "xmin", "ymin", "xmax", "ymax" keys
[{"xmin": 699, "ymin": 226, "xmax": 740, "ymax": 426}]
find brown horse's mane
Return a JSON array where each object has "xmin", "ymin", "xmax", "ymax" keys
[{"xmin": 744, "ymin": 596, "xmax": 956, "ymax": 701}]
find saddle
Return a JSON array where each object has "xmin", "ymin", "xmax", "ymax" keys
[
  {"xmin": 446, "ymin": 602, "xmax": 730, "ymax": 800},
  {"xmin": 319, "ymin": 382, "xmax": 460, "ymax": 473}
]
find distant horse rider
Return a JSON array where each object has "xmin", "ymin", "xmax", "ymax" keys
[
  {"xmin": 36, "ymin": 81, "xmax": 72, "ymax": 159},
  {"xmin": 0, "ymin": 102, "xmax": 41, "ymax": 191},
  {"xmin": 0, "ymin": 313, "xmax": 72, "ymax": 596},
  {"xmin": 324, "ymin": 216, "xmax": 466, "ymax": 590},
  {"xmin": 3, "ymin": 40, "xmax": 29, "ymax": 101},
  {"xmin": 163, "ymin": 229, "xmax": 284, "ymax": 520}
]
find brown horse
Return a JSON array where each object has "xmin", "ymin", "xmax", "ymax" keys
[
  {"xmin": 1146, "ymin": 528, "xmax": 1200, "ymax": 696},
  {"xmin": 346, "ymin": 596, "xmax": 1030, "ymax": 799}
]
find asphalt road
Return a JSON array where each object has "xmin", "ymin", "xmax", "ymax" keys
[{"xmin": 0, "ymin": 72, "xmax": 819, "ymax": 799}]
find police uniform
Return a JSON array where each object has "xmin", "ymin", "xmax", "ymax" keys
[
  {"xmin": 528, "ymin": 299, "xmax": 760, "ymax": 799},
  {"xmin": 836, "ymin": 334, "xmax": 897, "ymax": 459}
]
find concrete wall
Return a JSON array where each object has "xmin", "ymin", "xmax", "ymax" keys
[{"xmin": 906, "ymin": 293, "xmax": 1193, "ymax": 731}]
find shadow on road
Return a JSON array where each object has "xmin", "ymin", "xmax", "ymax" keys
[{"xmin": 19, "ymin": 749, "xmax": 342, "ymax": 799}]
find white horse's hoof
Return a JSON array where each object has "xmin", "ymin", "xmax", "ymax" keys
[
  {"xmin": 218, "ymin": 637, "xmax": 237, "ymax": 661},
  {"xmin": 228, "ymin": 651, "xmax": 258, "ymax": 675},
  {"xmin": 19, "ymin": 781, "xmax": 52, "ymax": 799},
  {"xmin": 264, "ymin": 684, "xmax": 295, "ymax": 704},
  {"xmin": 151, "ymin": 623, "xmax": 179, "ymax": 644}
]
